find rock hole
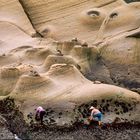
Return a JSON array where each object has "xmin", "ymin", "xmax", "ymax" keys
[
  {"xmin": 87, "ymin": 10, "xmax": 100, "ymax": 17},
  {"xmin": 59, "ymin": 112, "xmax": 62, "ymax": 116},
  {"xmin": 110, "ymin": 12, "xmax": 118, "ymax": 19},
  {"xmin": 116, "ymin": 112, "xmax": 120, "ymax": 115},
  {"xmin": 101, "ymin": 99, "xmax": 105, "ymax": 103}
]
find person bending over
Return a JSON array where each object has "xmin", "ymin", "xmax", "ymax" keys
[
  {"xmin": 89, "ymin": 106, "xmax": 102, "ymax": 126},
  {"xmin": 35, "ymin": 106, "xmax": 46, "ymax": 125}
]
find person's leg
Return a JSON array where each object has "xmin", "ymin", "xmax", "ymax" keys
[
  {"xmin": 35, "ymin": 113, "xmax": 40, "ymax": 121},
  {"xmin": 40, "ymin": 111, "xmax": 46, "ymax": 124},
  {"xmin": 40, "ymin": 111, "xmax": 43, "ymax": 124},
  {"xmin": 97, "ymin": 113, "xmax": 102, "ymax": 126},
  {"xmin": 94, "ymin": 113, "xmax": 102, "ymax": 126},
  {"xmin": 98, "ymin": 121, "xmax": 101, "ymax": 126}
]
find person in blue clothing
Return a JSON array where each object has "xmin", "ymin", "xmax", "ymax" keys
[{"xmin": 89, "ymin": 106, "xmax": 103, "ymax": 126}]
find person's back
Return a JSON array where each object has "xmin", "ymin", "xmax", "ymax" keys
[
  {"xmin": 90, "ymin": 106, "xmax": 102, "ymax": 126},
  {"xmin": 35, "ymin": 106, "xmax": 46, "ymax": 124},
  {"xmin": 36, "ymin": 106, "xmax": 45, "ymax": 114},
  {"xmin": 91, "ymin": 108, "xmax": 101, "ymax": 115}
]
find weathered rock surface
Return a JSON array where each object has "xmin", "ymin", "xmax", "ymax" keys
[
  {"xmin": 0, "ymin": 115, "xmax": 14, "ymax": 139},
  {"xmin": 19, "ymin": 0, "xmax": 125, "ymax": 42},
  {"xmin": 96, "ymin": 2, "xmax": 140, "ymax": 90},
  {"xmin": 0, "ymin": 0, "xmax": 140, "ymax": 129},
  {"xmin": 9, "ymin": 64, "xmax": 139, "ymax": 126},
  {"xmin": 0, "ymin": 0, "xmax": 36, "ymax": 36}
]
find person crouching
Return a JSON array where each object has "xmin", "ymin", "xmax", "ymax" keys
[
  {"xmin": 89, "ymin": 106, "xmax": 102, "ymax": 126},
  {"xmin": 35, "ymin": 106, "xmax": 46, "ymax": 125}
]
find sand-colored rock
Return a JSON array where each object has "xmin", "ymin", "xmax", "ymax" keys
[
  {"xmin": 0, "ymin": 22, "xmax": 37, "ymax": 55},
  {"xmin": 0, "ymin": 54, "xmax": 18, "ymax": 67},
  {"xmin": 96, "ymin": 2, "xmax": 140, "ymax": 41},
  {"xmin": 0, "ymin": 64, "xmax": 34, "ymax": 96},
  {"xmin": 43, "ymin": 55, "xmax": 79, "ymax": 71},
  {"xmin": 96, "ymin": 2, "xmax": 140, "ymax": 89},
  {"xmin": 0, "ymin": 0, "xmax": 140, "ymax": 127},
  {"xmin": 0, "ymin": 67, "xmax": 21, "ymax": 96},
  {"xmin": 99, "ymin": 36, "xmax": 140, "ymax": 89},
  {"xmin": 19, "ymin": 0, "xmax": 125, "ymax": 43},
  {"xmin": 100, "ymin": 37, "xmax": 140, "ymax": 64},
  {"xmin": 9, "ymin": 64, "xmax": 140, "ymax": 126},
  {"xmin": 0, "ymin": 0, "xmax": 36, "ymax": 36}
]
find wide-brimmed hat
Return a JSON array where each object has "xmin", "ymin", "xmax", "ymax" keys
[{"xmin": 89, "ymin": 106, "xmax": 95, "ymax": 110}]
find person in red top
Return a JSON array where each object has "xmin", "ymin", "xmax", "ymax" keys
[{"xmin": 89, "ymin": 106, "xmax": 102, "ymax": 126}]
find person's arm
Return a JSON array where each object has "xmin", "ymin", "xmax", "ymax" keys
[
  {"xmin": 35, "ymin": 109, "xmax": 39, "ymax": 117},
  {"xmin": 91, "ymin": 110, "xmax": 94, "ymax": 117},
  {"xmin": 89, "ymin": 110, "xmax": 94, "ymax": 120}
]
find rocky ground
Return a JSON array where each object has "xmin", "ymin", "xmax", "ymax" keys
[
  {"xmin": 29, "ymin": 124, "xmax": 140, "ymax": 140},
  {"xmin": 1, "ymin": 119, "xmax": 140, "ymax": 140}
]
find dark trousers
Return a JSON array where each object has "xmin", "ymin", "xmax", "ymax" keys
[
  {"xmin": 40, "ymin": 111, "xmax": 46, "ymax": 124},
  {"xmin": 35, "ymin": 111, "xmax": 46, "ymax": 124}
]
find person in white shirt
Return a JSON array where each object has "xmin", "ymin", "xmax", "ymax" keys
[
  {"xmin": 35, "ymin": 106, "xmax": 46, "ymax": 124},
  {"xmin": 89, "ymin": 106, "xmax": 102, "ymax": 126}
]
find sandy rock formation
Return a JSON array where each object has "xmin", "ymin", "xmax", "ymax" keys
[
  {"xmin": 0, "ymin": 67, "xmax": 21, "ymax": 96},
  {"xmin": 0, "ymin": 22, "xmax": 37, "ymax": 55},
  {"xmin": 10, "ymin": 64, "xmax": 140, "ymax": 126},
  {"xmin": 43, "ymin": 55, "xmax": 79, "ymax": 71},
  {"xmin": 99, "ymin": 36, "xmax": 140, "ymax": 89},
  {"xmin": 96, "ymin": 2, "xmax": 140, "ymax": 40},
  {"xmin": 19, "ymin": 0, "xmax": 125, "ymax": 42},
  {"xmin": 0, "ymin": 0, "xmax": 36, "ymax": 36},
  {"xmin": 0, "ymin": 0, "xmax": 140, "ymax": 127},
  {"xmin": 0, "ymin": 64, "xmax": 33, "ymax": 96},
  {"xmin": 96, "ymin": 2, "xmax": 140, "ymax": 89}
]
